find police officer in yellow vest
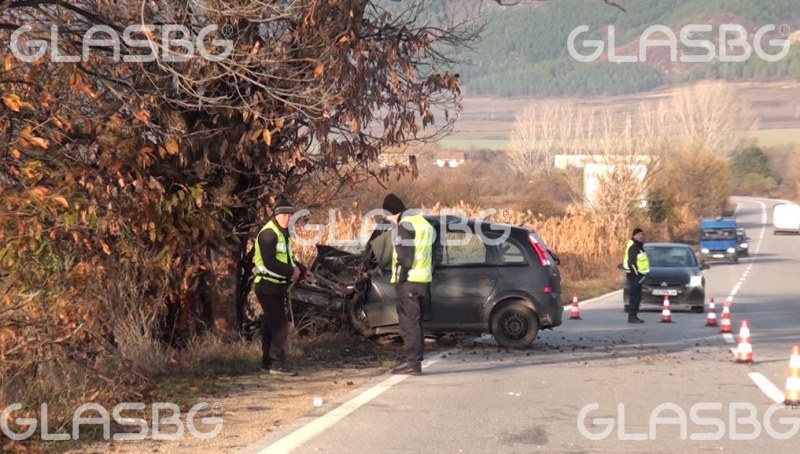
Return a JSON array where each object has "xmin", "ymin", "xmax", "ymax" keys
[
  {"xmin": 382, "ymin": 194, "xmax": 435, "ymax": 375},
  {"xmin": 623, "ymin": 227, "xmax": 650, "ymax": 324},
  {"xmin": 253, "ymin": 197, "xmax": 312, "ymax": 375}
]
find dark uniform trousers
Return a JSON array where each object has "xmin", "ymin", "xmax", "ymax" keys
[
  {"xmin": 626, "ymin": 273, "xmax": 643, "ymax": 315},
  {"xmin": 395, "ymin": 281, "xmax": 430, "ymax": 363},
  {"xmin": 257, "ymin": 292, "xmax": 289, "ymax": 366}
]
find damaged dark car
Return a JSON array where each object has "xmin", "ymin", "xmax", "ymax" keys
[{"xmin": 290, "ymin": 215, "xmax": 564, "ymax": 349}]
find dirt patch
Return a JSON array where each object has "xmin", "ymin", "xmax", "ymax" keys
[{"xmin": 61, "ymin": 334, "xmax": 412, "ymax": 454}]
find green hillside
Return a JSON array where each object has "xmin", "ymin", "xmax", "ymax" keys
[{"xmin": 428, "ymin": 0, "xmax": 800, "ymax": 97}]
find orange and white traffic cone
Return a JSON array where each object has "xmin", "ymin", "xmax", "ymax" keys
[
  {"xmin": 569, "ymin": 293, "xmax": 582, "ymax": 320},
  {"xmin": 705, "ymin": 298, "xmax": 717, "ymax": 327},
  {"xmin": 734, "ymin": 320, "xmax": 753, "ymax": 363},
  {"xmin": 784, "ymin": 346, "xmax": 800, "ymax": 405},
  {"xmin": 660, "ymin": 296, "xmax": 673, "ymax": 323},
  {"xmin": 720, "ymin": 299, "xmax": 732, "ymax": 333}
]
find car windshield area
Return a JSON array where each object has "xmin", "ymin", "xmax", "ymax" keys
[
  {"xmin": 701, "ymin": 228, "xmax": 736, "ymax": 240},
  {"xmin": 647, "ymin": 246, "xmax": 697, "ymax": 268}
]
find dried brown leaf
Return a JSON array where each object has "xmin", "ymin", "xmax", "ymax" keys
[
  {"xmin": 164, "ymin": 139, "xmax": 179, "ymax": 155},
  {"xmin": 51, "ymin": 196, "xmax": 69, "ymax": 208}
]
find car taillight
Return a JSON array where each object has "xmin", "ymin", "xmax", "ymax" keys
[{"xmin": 528, "ymin": 234, "xmax": 551, "ymax": 267}]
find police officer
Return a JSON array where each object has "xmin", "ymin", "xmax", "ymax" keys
[
  {"xmin": 253, "ymin": 196, "xmax": 312, "ymax": 375},
  {"xmin": 623, "ymin": 227, "xmax": 649, "ymax": 324},
  {"xmin": 382, "ymin": 194, "xmax": 435, "ymax": 375}
]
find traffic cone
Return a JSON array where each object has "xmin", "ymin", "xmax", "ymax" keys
[
  {"xmin": 660, "ymin": 296, "xmax": 673, "ymax": 323},
  {"xmin": 720, "ymin": 299, "xmax": 732, "ymax": 333},
  {"xmin": 734, "ymin": 320, "xmax": 753, "ymax": 363},
  {"xmin": 569, "ymin": 293, "xmax": 582, "ymax": 320},
  {"xmin": 705, "ymin": 298, "xmax": 717, "ymax": 327},
  {"xmin": 784, "ymin": 346, "xmax": 800, "ymax": 405}
]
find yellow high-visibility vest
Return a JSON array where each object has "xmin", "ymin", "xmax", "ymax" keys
[
  {"xmin": 253, "ymin": 220, "xmax": 295, "ymax": 284},
  {"xmin": 391, "ymin": 215, "xmax": 434, "ymax": 284},
  {"xmin": 623, "ymin": 239, "xmax": 649, "ymax": 274}
]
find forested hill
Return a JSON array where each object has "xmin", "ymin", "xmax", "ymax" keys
[{"xmin": 425, "ymin": 0, "xmax": 800, "ymax": 97}]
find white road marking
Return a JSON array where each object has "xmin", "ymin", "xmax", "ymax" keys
[
  {"xmin": 723, "ymin": 333, "xmax": 735, "ymax": 344},
  {"xmin": 728, "ymin": 282, "xmax": 742, "ymax": 299},
  {"xmin": 748, "ymin": 372, "xmax": 785, "ymax": 404},
  {"xmin": 249, "ymin": 356, "xmax": 443, "ymax": 454}
]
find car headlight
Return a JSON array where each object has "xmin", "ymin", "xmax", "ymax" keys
[
  {"xmin": 701, "ymin": 248, "xmax": 709, "ymax": 254},
  {"xmin": 726, "ymin": 247, "xmax": 735, "ymax": 253},
  {"xmin": 740, "ymin": 243, "xmax": 748, "ymax": 248},
  {"xmin": 689, "ymin": 276, "xmax": 703, "ymax": 287}
]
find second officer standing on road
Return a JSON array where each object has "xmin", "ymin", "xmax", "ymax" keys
[
  {"xmin": 623, "ymin": 227, "xmax": 649, "ymax": 324},
  {"xmin": 382, "ymin": 194, "xmax": 435, "ymax": 375}
]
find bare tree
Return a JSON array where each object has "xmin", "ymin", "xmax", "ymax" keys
[
  {"xmin": 508, "ymin": 99, "xmax": 659, "ymax": 217},
  {"xmin": 667, "ymin": 81, "xmax": 758, "ymax": 157},
  {"xmin": 507, "ymin": 102, "xmax": 580, "ymax": 177}
]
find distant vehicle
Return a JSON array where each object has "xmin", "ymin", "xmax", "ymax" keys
[
  {"xmin": 735, "ymin": 228, "xmax": 750, "ymax": 257},
  {"xmin": 699, "ymin": 218, "xmax": 739, "ymax": 264},
  {"xmin": 772, "ymin": 203, "xmax": 800, "ymax": 235},
  {"xmin": 291, "ymin": 215, "xmax": 563, "ymax": 349},
  {"xmin": 623, "ymin": 243, "xmax": 708, "ymax": 313}
]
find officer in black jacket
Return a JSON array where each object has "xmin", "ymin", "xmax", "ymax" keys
[{"xmin": 252, "ymin": 197, "xmax": 312, "ymax": 375}]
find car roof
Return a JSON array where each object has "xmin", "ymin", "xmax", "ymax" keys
[
  {"xmin": 422, "ymin": 214, "xmax": 527, "ymax": 232},
  {"xmin": 646, "ymin": 242, "xmax": 694, "ymax": 249},
  {"xmin": 701, "ymin": 219, "xmax": 736, "ymax": 228}
]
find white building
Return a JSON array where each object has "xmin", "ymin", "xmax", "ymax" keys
[{"xmin": 555, "ymin": 154, "xmax": 651, "ymax": 207}]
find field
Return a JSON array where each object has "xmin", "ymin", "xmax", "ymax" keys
[{"xmin": 439, "ymin": 82, "xmax": 800, "ymax": 151}]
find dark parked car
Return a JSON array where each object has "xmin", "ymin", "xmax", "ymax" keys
[
  {"xmin": 623, "ymin": 243, "xmax": 708, "ymax": 313},
  {"xmin": 736, "ymin": 228, "xmax": 749, "ymax": 257},
  {"xmin": 293, "ymin": 215, "xmax": 563, "ymax": 349}
]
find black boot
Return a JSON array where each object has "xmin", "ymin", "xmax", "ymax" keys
[
  {"xmin": 628, "ymin": 314, "xmax": 644, "ymax": 324},
  {"xmin": 392, "ymin": 361, "xmax": 422, "ymax": 375}
]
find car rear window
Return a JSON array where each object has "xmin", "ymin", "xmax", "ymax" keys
[{"xmin": 497, "ymin": 238, "xmax": 526, "ymax": 264}]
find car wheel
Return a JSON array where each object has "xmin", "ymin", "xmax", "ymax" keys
[
  {"xmin": 347, "ymin": 296, "xmax": 375, "ymax": 338},
  {"xmin": 491, "ymin": 301, "xmax": 539, "ymax": 349},
  {"xmin": 691, "ymin": 306, "xmax": 704, "ymax": 313}
]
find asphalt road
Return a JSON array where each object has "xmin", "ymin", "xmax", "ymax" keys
[{"xmin": 247, "ymin": 196, "xmax": 800, "ymax": 454}]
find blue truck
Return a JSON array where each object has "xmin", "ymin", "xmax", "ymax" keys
[{"xmin": 699, "ymin": 218, "xmax": 739, "ymax": 264}]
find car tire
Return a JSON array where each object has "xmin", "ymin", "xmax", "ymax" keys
[
  {"xmin": 691, "ymin": 306, "xmax": 704, "ymax": 313},
  {"xmin": 347, "ymin": 296, "xmax": 375, "ymax": 338},
  {"xmin": 491, "ymin": 301, "xmax": 539, "ymax": 349}
]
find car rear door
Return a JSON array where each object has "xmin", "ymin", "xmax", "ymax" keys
[{"xmin": 429, "ymin": 228, "xmax": 498, "ymax": 324}]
